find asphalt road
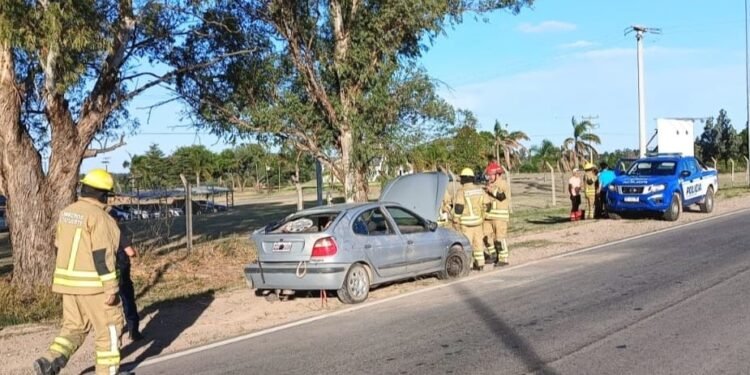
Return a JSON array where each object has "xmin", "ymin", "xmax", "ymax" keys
[{"xmin": 135, "ymin": 210, "xmax": 750, "ymax": 375}]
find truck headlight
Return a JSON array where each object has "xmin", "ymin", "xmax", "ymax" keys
[
  {"xmin": 648, "ymin": 184, "xmax": 666, "ymax": 193},
  {"xmin": 608, "ymin": 185, "xmax": 616, "ymax": 192}
]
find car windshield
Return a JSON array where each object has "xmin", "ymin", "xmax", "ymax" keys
[
  {"xmin": 267, "ymin": 212, "xmax": 340, "ymax": 234},
  {"xmin": 627, "ymin": 160, "xmax": 677, "ymax": 176}
]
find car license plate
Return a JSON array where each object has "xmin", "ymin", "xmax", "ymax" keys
[
  {"xmin": 272, "ymin": 242, "xmax": 292, "ymax": 252},
  {"xmin": 624, "ymin": 196, "xmax": 639, "ymax": 203}
]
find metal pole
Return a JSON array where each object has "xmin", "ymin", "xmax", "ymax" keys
[
  {"xmin": 315, "ymin": 159, "xmax": 323, "ymax": 206},
  {"xmin": 637, "ymin": 29, "xmax": 647, "ymax": 158},
  {"xmin": 186, "ymin": 182, "xmax": 193, "ymax": 252},
  {"xmin": 746, "ymin": 0, "xmax": 750, "ymax": 186}
]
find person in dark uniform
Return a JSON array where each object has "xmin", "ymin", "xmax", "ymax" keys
[{"xmin": 117, "ymin": 232, "xmax": 143, "ymax": 341}]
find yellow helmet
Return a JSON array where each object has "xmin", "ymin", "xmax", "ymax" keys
[
  {"xmin": 460, "ymin": 168, "xmax": 475, "ymax": 177},
  {"xmin": 583, "ymin": 162, "xmax": 595, "ymax": 171},
  {"xmin": 81, "ymin": 169, "xmax": 114, "ymax": 191}
]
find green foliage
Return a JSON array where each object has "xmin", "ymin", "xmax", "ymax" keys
[
  {"xmin": 169, "ymin": 0, "xmax": 533, "ymax": 200},
  {"xmin": 697, "ymin": 109, "xmax": 742, "ymax": 168},
  {"xmin": 563, "ymin": 117, "xmax": 601, "ymax": 168}
]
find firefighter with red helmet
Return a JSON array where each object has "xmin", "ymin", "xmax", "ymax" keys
[{"xmin": 483, "ymin": 162, "xmax": 511, "ymax": 266}]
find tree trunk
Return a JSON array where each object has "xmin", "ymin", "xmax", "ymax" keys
[
  {"xmin": 0, "ymin": 41, "xmax": 86, "ymax": 290},
  {"xmin": 353, "ymin": 167, "xmax": 369, "ymax": 202},
  {"xmin": 195, "ymin": 171, "xmax": 201, "ymax": 187},
  {"xmin": 340, "ymin": 127, "xmax": 358, "ymax": 202}
]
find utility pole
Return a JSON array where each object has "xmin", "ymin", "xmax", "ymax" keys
[
  {"xmin": 745, "ymin": 0, "xmax": 750, "ymax": 185},
  {"xmin": 626, "ymin": 25, "xmax": 661, "ymax": 158}
]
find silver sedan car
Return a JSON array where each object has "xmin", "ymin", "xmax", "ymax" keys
[{"xmin": 244, "ymin": 172, "xmax": 472, "ymax": 304}]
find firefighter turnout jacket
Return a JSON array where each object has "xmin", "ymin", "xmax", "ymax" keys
[
  {"xmin": 485, "ymin": 178, "xmax": 510, "ymax": 221},
  {"xmin": 52, "ymin": 197, "xmax": 121, "ymax": 295},
  {"xmin": 454, "ymin": 183, "xmax": 485, "ymax": 227}
]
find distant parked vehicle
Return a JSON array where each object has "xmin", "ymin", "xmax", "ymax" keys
[
  {"xmin": 109, "ymin": 206, "xmax": 131, "ymax": 222},
  {"xmin": 196, "ymin": 200, "xmax": 226, "ymax": 213}
]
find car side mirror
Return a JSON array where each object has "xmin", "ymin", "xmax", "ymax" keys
[
  {"xmin": 428, "ymin": 221, "xmax": 438, "ymax": 232},
  {"xmin": 680, "ymin": 170, "xmax": 691, "ymax": 178}
]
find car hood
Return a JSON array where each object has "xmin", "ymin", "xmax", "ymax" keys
[
  {"xmin": 613, "ymin": 176, "xmax": 673, "ymax": 185},
  {"xmin": 379, "ymin": 172, "xmax": 448, "ymax": 222}
]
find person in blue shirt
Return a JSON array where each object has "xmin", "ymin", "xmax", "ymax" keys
[{"xmin": 596, "ymin": 162, "xmax": 617, "ymax": 218}]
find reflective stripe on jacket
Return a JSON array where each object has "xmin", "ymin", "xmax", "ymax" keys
[
  {"xmin": 455, "ymin": 184, "xmax": 485, "ymax": 227},
  {"xmin": 52, "ymin": 198, "xmax": 120, "ymax": 295},
  {"xmin": 584, "ymin": 171, "xmax": 598, "ymax": 196}
]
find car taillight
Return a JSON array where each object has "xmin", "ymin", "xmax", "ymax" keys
[{"xmin": 311, "ymin": 237, "xmax": 338, "ymax": 259}]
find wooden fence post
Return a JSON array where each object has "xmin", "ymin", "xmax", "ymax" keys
[
  {"xmin": 501, "ymin": 163, "xmax": 512, "ymax": 213},
  {"xmin": 546, "ymin": 162, "xmax": 556, "ymax": 206},
  {"xmin": 745, "ymin": 156, "xmax": 750, "ymax": 187},
  {"xmin": 711, "ymin": 157, "xmax": 717, "ymax": 169},
  {"xmin": 730, "ymin": 159, "xmax": 735, "ymax": 187}
]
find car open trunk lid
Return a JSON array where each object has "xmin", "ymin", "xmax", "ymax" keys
[{"xmin": 379, "ymin": 172, "xmax": 448, "ymax": 222}]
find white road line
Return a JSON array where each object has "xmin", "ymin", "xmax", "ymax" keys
[{"xmin": 136, "ymin": 207, "xmax": 750, "ymax": 368}]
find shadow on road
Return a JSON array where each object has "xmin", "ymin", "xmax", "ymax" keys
[
  {"xmin": 525, "ymin": 216, "xmax": 570, "ymax": 225},
  {"xmin": 453, "ymin": 283, "xmax": 559, "ymax": 375},
  {"xmin": 78, "ymin": 290, "xmax": 216, "ymax": 374}
]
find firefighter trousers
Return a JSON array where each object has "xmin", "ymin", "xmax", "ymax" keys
[
  {"xmin": 46, "ymin": 293, "xmax": 124, "ymax": 375},
  {"xmin": 584, "ymin": 193, "xmax": 596, "ymax": 219},
  {"xmin": 461, "ymin": 224, "xmax": 486, "ymax": 268},
  {"xmin": 484, "ymin": 219, "xmax": 509, "ymax": 263}
]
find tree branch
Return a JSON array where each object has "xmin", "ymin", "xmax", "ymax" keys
[{"xmin": 83, "ymin": 134, "xmax": 126, "ymax": 158}]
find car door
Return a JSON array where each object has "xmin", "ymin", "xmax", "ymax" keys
[
  {"xmin": 385, "ymin": 206, "xmax": 443, "ymax": 274},
  {"xmin": 352, "ymin": 207, "xmax": 407, "ymax": 278},
  {"xmin": 680, "ymin": 159, "xmax": 704, "ymax": 204}
]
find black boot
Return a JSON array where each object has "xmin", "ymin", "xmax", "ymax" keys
[
  {"xmin": 34, "ymin": 357, "xmax": 66, "ymax": 375},
  {"xmin": 129, "ymin": 327, "xmax": 144, "ymax": 341}
]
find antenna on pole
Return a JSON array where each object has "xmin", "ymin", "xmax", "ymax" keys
[{"xmin": 625, "ymin": 25, "xmax": 661, "ymax": 158}]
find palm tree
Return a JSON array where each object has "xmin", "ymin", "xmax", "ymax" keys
[
  {"xmin": 493, "ymin": 120, "xmax": 530, "ymax": 170},
  {"xmin": 530, "ymin": 139, "xmax": 561, "ymax": 172},
  {"xmin": 562, "ymin": 116, "xmax": 601, "ymax": 168}
]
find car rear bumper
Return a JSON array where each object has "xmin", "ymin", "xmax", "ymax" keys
[{"xmin": 245, "ymin": 262, "xmax": 349, "ymax": 290}]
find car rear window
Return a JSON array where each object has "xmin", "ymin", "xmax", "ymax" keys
[{"xmin": 267, "ymin": 212, "xmax": 340, "ymax": 234}]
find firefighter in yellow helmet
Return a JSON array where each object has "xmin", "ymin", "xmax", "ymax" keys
[
  {"xmin": 583, "ymin": 162, "xmax": 599, "ymax": 220},
  {"xmin": 483, "ymin": 162, "xmax": 511, "ymax": 266},
  {"xmin": 453, "ymin": 168, "xmax": 491, "ymax": 271},
  {"xmin": 34, "ymin": 169, "xmax": 125, "ymax": 375},
  {"xmin": 437, "ymin": 168, "xmax": 460, "ymax": 230}
]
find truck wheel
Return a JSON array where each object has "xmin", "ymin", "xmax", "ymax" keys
[
  {"xmin": 438, "ymin": 246, "xmax": 470, "ymax": 280},
  {"xmin": 699, "ymin": 187, "xmax": 714, "ymax": 213},
  {"xmin": 337, "ymin": 264, "xmax": 370, "ymax": 304},
  {"xmin": 663, "ymin": 193, "xmax": 681, "ymax": 221}
]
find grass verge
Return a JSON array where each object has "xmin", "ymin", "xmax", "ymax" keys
[{"xmin": 0, "ymin": 235, "xmax": 256, "ymax": 329}]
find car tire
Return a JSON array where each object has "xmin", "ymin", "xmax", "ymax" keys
[
  {"xmin": 608, "ymin": 212, "xmax": 622, "ymax": 220},
  {"xmin": 438, "ymin": 246, "xmax": 470, "ymax": 280},
  {"xmin": 699, "ymin": 186, "xmax": 715, "ymax": 213},
  {"xmin": 663, "ymin": 193, "xmax": 681, "ymax": 221},
  {"xmin": 337, "ymin": 263, "xmax": 370, "ymax": 304}
]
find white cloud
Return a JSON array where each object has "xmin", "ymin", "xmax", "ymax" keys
[
  {"xmin": 517, "ymin": 21, "xmax": 577, "ymax": 34},
  {"xmin": 558, "ymin": 40, "xmax": 596, "ymax": 49}
]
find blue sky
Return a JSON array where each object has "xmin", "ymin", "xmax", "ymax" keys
[{"xmin": 83, "ymin": 0, "xmax": 749, "ymax": 173}]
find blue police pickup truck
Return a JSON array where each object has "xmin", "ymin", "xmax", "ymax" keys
[{"xmin": 607, "ymin": 154, "xmax": 718, "ymax": 221}]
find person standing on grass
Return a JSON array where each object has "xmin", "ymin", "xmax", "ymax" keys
[
  {"xmin": 596, "ymin": 162, "xmax": 616, "ymax": 219},
  {"xmin": 117, "ymin": 231, "xmax": 143, "ymax": 341},
  {"xmin": 34, "ymin": 169, "xmax": 126, "ymax": 375},
  {"xmin": 568, "ymin": 168, "xmax": 582, "ymax": 220}
]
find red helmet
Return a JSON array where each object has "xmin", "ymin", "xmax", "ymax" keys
[{"xmin": 485, "ymin": 162, "xmax": 504, "ymax": 176}]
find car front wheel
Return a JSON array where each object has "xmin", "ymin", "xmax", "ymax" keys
[
  {"xmin": 438, "ymin": 246, "xmax": 470, "ymax": 280},
  {"xmin": 337, "ymin": 264, "xmax": 370, "ymax": 304},
  {"xmin": 663, "ymin": 193, "xmax": 681, "ymax": 221}
]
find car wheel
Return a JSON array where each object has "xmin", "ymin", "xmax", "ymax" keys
[
  {"xmin": 438, "ymin": 246, "xmax": 469, "ymax": 280},
  {"xmin": 699, "ymin": 186, "xmax": 714, "ymax": 213},
  {"xmin": 337, "ymin": 263, "xmax": 370, "ymax": 304},
  {"xmin": 608, "ymin": 212, "xmax": 622, "ymax": 220},
  {"xmin": 663, "ymin": 193, "xmax": 681, "ymax": 221}
]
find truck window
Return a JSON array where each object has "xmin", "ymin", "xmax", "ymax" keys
[{"xmin": 627, "ymin": 161, "xmax": 677, "ymax": 176}]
